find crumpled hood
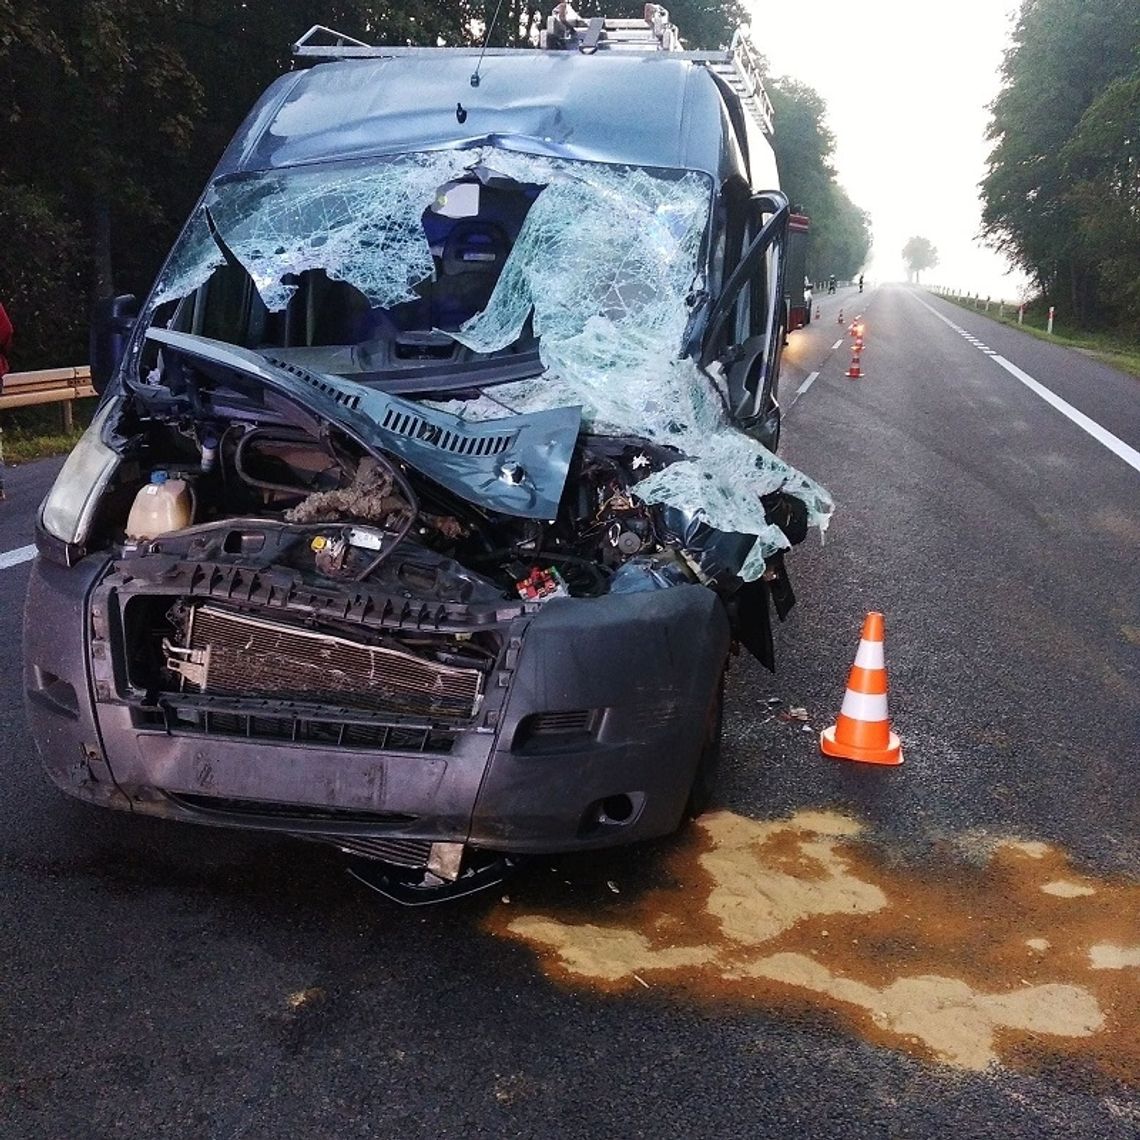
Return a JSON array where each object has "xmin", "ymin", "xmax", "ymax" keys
[{"xmin": 145, "ymin": 328, "xmax": 581, "ymax": 521}]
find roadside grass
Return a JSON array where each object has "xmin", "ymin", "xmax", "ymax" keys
[
  {"xmin": 0, "ymin": 399, "xmax": 98, "ymax": 463},
  {"xmin": 932, "ymin": 291, "xmax": 1140, "ymax": 379}
]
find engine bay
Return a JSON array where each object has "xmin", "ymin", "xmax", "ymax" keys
[{"xmin": 110, "ymin": 401, "xmax": 713, "ymax": 604}]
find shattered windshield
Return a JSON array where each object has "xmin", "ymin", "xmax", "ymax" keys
[
  {"xmin": 150, "ymin": 149, "xmax": 832, "ymax": 578},
  {"xmin": 155, "ymin": 152, "xmax": 467, "ymax": 313}
]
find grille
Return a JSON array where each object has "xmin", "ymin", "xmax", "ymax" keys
[
  {"xmin": 379, "ymin": 407, "xmax": 514, "ymax": 457},
  {"xmin": 312, "ymin": 835, "xmax": 433, "ymax": 867},
  {"xmin": 166, "ymin": 792, "xmax": 418, "ymax": 825},
  {"xmin": 182, "ymin": 606, "xmax": 483, "ymax": 721},
  {"xmin": 137, "ymin": 704, "xmax": 457, "ymax": 753},
  {"xmin": 525, "ymin": 709, "xmax": 596, "ymax": 734},
  {"xmin": 513, "ymin": 708, "xmax": 598, "ymax": 754},
  {"xmin": 262, "ymin": 357, "xmax": 363, "ymax": 411}
]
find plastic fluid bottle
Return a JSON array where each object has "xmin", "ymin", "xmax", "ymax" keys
[{"xmin": 126, "ymin": 470, "xmax": 192, "ymax": 538}]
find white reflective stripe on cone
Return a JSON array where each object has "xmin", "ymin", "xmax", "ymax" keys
[
  {"xmin": 853, "ymin": 639, "xmax": 885, "ymax": 669},
  {"xmin": 839, "ymin": 689, "xmax": 889, "ymax": 722}
]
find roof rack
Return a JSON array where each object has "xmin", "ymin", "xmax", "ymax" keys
[
  {"xmin": 293, "ymin": 25, "xmax": 371, "ymax": 53},
  {"xmin": 291, "ymin": 5, "xmax": 773, "ymax": 137},
  {"xmin": 711, "ymin": 28, "xmax": 775, "ymax": 140},
  {"xmin": 539, "ymin": 3, "xmax": 683, "ymax": 51}
]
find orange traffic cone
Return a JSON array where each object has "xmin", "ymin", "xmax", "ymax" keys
[
  {"xmin": 820, "ymin": 612, "xmax": 902, "ymax": 765},
  {"xmin": 815, "ymin": 305, "xmax": 821, "ymax": 320},
  {"xmin": 845, "ymin": 346, "xmax": 863, "ymax": 379},
  {"xmin": 837, "ymin": 308, "xmax": 844, "ymax": 325}
]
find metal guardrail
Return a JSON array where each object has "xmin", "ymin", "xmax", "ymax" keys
[
  {"xmin": 0, "ymin": 365, "xmax": 96, "ymax": 499},
  {"xmin": 0, "ymin": 366, "xmax": 96, "ymax": 430}
]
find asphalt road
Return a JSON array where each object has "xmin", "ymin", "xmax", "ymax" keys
[{"xmin": 1, "ymin": 285, "xmax": 1137, "ymax": 1138}]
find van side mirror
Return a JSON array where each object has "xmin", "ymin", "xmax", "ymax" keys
[{"xmin": 90, "ymin": 294, "xmax": 139, "ymax": 393}]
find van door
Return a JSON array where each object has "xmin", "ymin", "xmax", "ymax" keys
[{"xmin": 699, "ymin": 191, "xmax": 789, "ymax": 451}]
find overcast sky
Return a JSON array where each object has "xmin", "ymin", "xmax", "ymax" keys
[{"xmin": 750, "ymin": 0, "xmax": 1030, "ymax": 297}]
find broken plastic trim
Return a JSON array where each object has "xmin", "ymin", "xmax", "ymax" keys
[
  {"xmin": 346, "ymin": 852, "xmax": 513, "ymax": 906},
  {"xmin": 146, "ymin": 328, "xmax": 580, "ymax": 520}
]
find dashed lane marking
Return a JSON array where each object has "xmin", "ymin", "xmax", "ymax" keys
[
  {"xmin": 789, "ymin": 370, "xmax": 821, "ymax": 409},
  {"xmin": 0, "ymin": 544, "xmax": 36, "ymax": 571},
  {"xmin": 916, "ymin": 295, "xmax": 1140, "ymax": 475},
  {"xmin": 830, "ymin": 338, "xmax": 843, "ymax": 351}
]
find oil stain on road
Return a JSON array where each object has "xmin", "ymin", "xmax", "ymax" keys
[{"xmin": 487, "ymin": 810, "xmax": 1140, "ymax": 1081}]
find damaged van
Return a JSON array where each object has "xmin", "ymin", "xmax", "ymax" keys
[{"xmin": 25, "ymin": 8, "xmax": 832, "ymax": 900}]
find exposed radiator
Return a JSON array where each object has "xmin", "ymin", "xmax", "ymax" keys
[{"xmin": 170, "ymin": 605, "xmax": 483, "ymax": 721}]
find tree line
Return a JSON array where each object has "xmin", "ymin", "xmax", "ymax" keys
[
  {"xmin": 0, "ymin": 0, "xmax": 867, "ymax": 369},
  {"xmin": 982, "ymin": 0, "xmax": 1140, "ymax": 331},
  {"xmin": 765, "ymin": 76, "xmax": 871, "ymax": 284}
]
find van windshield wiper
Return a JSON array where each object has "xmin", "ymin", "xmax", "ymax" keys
[
  {"xmin": 264, "ymin": 324, "xmax": 546, "ymax": 395},
  {"xmin": 351, "ymin": 348, "xmax": 545, "ymax": 395}
]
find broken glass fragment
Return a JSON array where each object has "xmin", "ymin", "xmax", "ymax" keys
[
  {"xmin": 155, "ymin": 152, "xmax": 468, "ymax": 310},
  {"xmin": 435, "ymin": 154, "xmax": 834, "ymax": 578}
]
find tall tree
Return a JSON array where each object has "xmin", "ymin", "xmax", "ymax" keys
[
  {"xmin": 767, "ymin": 76, "xmax": 871, "ymax": 279},
  {"xmin": 1059, "ymin": 71, "xmax": 1140, "ymax": 328},
  {"xmin": 902, "ymin": 236, "xmax": 938, "ymax": 283},
  {"xmin": 981, "ymin": 0, "xmax": 1140, "ymax": 328}
]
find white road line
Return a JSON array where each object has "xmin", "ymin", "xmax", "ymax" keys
[
  {"xmin": 0, "ymin": 543, "xmax": 36, "ymax": 570},
  {"xmin": 915, "ymin": 295, "xmax": 1140, "ymax": 475},
  {"xmin": 990, "ymin": 354, "xmax": 1140, "ymax": 473},
  {"xmin": 830, "ymin": 338, "xmax": 843, "ymax": 351},
  {"xmin": 795, "ymin": 370, "xmax": 820, "ymax": 397}
]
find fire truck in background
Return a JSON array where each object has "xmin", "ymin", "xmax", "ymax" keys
[{"xmin": 786, "ymin": 211, "xmax": 812, "ymax": 330}]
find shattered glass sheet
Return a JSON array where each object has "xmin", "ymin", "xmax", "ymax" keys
[
  {"xmin": 149, "ymin": 146, "xmax": 832, "ymax": 578},
  {"xmin": 441, "ymin": 153, "xmax": 834, "ymax": 581},
  {"xmin": 154, "ymin": 152, "xmax": 466, "ymax": 311},
  {"xmin": 152, "ymin": 212, "xmax": 225, "ymax": 305}
]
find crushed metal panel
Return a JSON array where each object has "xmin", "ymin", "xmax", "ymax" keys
[
  {"xmin": 217, "ymin": 54, "xmax": 736, "ymax": 180},
  {"xmin": 145, "ymin": 328, "xmax": 581, "ymax": 521}
]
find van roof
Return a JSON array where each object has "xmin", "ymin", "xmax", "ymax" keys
[{"xmin": 215, "ymin": 52, "xmax": 765, "ymax": 186}]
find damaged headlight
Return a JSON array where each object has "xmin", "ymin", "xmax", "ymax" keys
[{"xmin": 40, "ymin": 397, "xmax": 123, "ymax": 547}]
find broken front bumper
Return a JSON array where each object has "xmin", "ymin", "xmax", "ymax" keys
[{"xmin": 25, "ymin": 552, "xmax": 729, "ymax": 857}]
